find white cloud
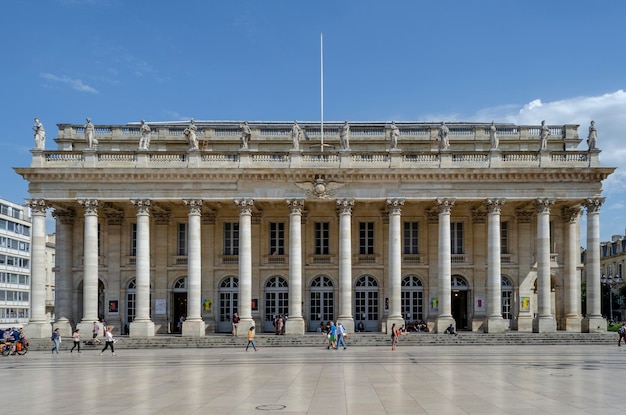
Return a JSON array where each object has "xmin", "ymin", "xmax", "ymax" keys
[{"xmin": 40, "ymin": 73, "xmax": 99, "ymax": 94}]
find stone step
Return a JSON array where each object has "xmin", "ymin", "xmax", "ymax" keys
[{"xmin": 23, "ymin": 332, "xmax": 619, "ymax": 351}]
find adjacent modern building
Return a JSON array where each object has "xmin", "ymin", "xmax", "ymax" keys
[
  {"xmin": 15, "ymin": 119, "xmax": 615, "ymax": 338},
  {"xmin": 0, "ymin": 199, "xmax": 32, "ymax": 327},
  {"xmin": 597, "ymin": 233, "xmax": 626, "ymax": 321}
]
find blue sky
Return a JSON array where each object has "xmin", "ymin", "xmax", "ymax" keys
[{"xmin": 1, "ymin": 0, "xmax": 626, "ymax": 243}]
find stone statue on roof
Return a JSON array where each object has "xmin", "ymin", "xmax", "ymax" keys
[
  {"xmin": 390, "ymin": 121, "xmax": 400, "ymax": 151},
  {"xmin": 85, "ymin": 118, "xmax": 97, "ymax": 148},
  {"xmin": 587, "ymin": 120, "xmax": 598, "ymax": 150},
  {"xmin": 139, "ymin": 120, "xmax": 151, "ymax": 150},
  {"xmin": 538, "ymin": 120, "xmax": 550, "ymax": 151},
  {"xmin": 339, "ymin": 120, "xmax": 350, "ymax": 150},
  {"xmin": 291, "ymin": 121, "xmax": 304, "ymax": 150},
  {"xmin": 240, "ymin": 121, "xmax": 252, "ymax": 150},
  {"xmin": 184, "ymin": 119, "xmax": 198, "ymax": 151},
  {"xmin": 437, "ymin": 121, "xmax": 449, "ymax": 151},
  {"xmin": 489, "ymin": 121, "xmax": 498, "ymax": 150},
  {"xmin": 33, "ymin": 117, "xmax": 45, "ymax": 149}
]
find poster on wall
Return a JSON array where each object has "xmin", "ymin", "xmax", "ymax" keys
[
  {"xmin": 429, "ymin": 296, "xmax": 439, "ymax": 312},
  {"xmin": 202, "ymin": 298, "xmax": 212, "ymax": 313},
  {"xmin": 520, "ymin": 296, "xmax": 531, "ymax": 312},
  {"xmin": 251, "ymin": 298, "xmax": 258, "ymax": 311},
  {"xmin": 108, "ymin": 300, "xmax": 119, "ymax": 314},
  {"xmin": 474, "ymin": 296, "xmax": 486, "ymax": 312},
  {"xmin": 155, "ymin": 299, "xmax": 166, "ymax": 315}
]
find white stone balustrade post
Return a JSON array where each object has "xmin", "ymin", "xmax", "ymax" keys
[
  {"xmin": 129, "ymin": 199, "xmax": 155, "ymax": 336},
  {"xmin": 286, "ymin": 199, "xmax": 305, "ymax": 334},
  {"xmin": 533, "ymin": 198, "xmax": 556, "ymax": 332}
]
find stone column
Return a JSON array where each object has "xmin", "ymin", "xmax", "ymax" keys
[
  {"xmin": 533, "ymin": 198, "xmax": 556, "ymax": 332},
  {"xmin": 182, "ymin": 199, "xmax": 205, "ymax": 336},
  {"xmin": 77, "ymin": 199, "xmax": 100, "ymax": 335},
  {"xmin": 52, "ymin": 209, "xmax": 75, "ymax": 336},
  {"xmin": 235, "ymin": 199, "xmax": 254, "ymax": 333},
  {"xmin": 563, "ymin": 207, "xmax": 582, "ymax": 331},
  {"xmin": 24, "ymin": 199, "xmax": 50, "ymax": 338},
  {"xmin": 387, "ymin": 198, "xmax": 404, "ymax": 332},
  {"xmin": 583, "ymin": 197, "xmax": 606, "ymax": 332},
  {"xmin": 129, "ymin": 200, "xmax": 155, "ymax": 336},
  {"xmin": 285, "ymin": 199, "xmax": 305, "ymax": 334},
  {"xmin": 484, "ymin": 198, "xmax": 508, "ymax": 332},
  {"xmin": 337, "ymin": 199, "xmax": 355, "ymax": 333},
  {"xmin": 515, "ymin": 210, "xmax": 534, "ymax": 331},
  {"xmin": 435, "ymin": 198, "xmax": 455, "ymax": 333}
]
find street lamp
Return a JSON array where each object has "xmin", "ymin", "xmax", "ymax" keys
[{"xmin": 601, "ymin": 274, "xmax": 622, "ymax": 323}]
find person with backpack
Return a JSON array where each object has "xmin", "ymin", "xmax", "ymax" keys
[{"xmin": 50, "ymin": 328, "xmax": 61, "ymax": 354}]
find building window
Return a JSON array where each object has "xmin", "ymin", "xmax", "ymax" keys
[
  {"xmin": 359, "ymin": 222, "xmax": 374, "ymax": 255},
  {"xmin": 314, "ymin": 222, "xmax": 329, "ymax": 255},
  {"xmin": 501, "ymin": 276, "xmax": 513, "ymax": 319},
  {"xmin": 500, "ymin": 221, "xmax": 509, "ymax": 254},
  {"xmin": 224, "ymin": 222, "xmax": 239, "ymax": 256},
  {"xmin": 130, "ymin": 223, "xmax": 137, "ymax": 256},
  {"xmin": 177, "ymin": 223, "xmax": 187, "ymax": 256},
  {"xmin": 450, "ymin": 222, "xmax": 464, "ymax": 255},
  {"xmin": 403, "ymin": 222, "xmax": 419, "ymax": 254},
  {"xmin": 269, "ymin": 222, "xmax": 285, "ymax": 255}
]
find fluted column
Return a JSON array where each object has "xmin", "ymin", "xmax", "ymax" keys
[
  {"xmin": 563, "ymin": 207, "xmax": 582, "ymax": 331},
  {"xmin": 583, "ymin": 197, "xmax": 606, "ymax": 332},
  {"xmin": 78, "ymin": 199, "xmax": 99, "ymax": 325},
  {"xmin": 24, "ymin": 200, "xmax": 51, "ymax": 338},
  {"xmin": 533, "ymin": 198, "xmax": 556, "ymax": 332},
  {"xmin": 435, "ymin": 198, "xmax": 455, "ymax": 333},
  {"xmin": 337, "ymin": 199, "xmax": 354, "ymax": 332},
  {"xmin": 286, "ymin": 199, "xmax": 305, "ymax": 334},
  {"xmin": 129, "ymin": 199, "xmax": 155, "ymax": 336},
  {"xmin": 387, "ymin": 198, "xmax": 404, "ymax": 332},
  {"xmin": 484, "ymin": 198, "xmax": 508, "ymax": 332},
  {"xmin": 235, "ymin": 199, "xmax": 254, "ymax": 332},
  {"xmin": 180, "ymin": 199, "xmax": 205, "ymax": 336},
  {"xmin": 52, "ymin": 209, "xmax": 75, "ymax": 336}
]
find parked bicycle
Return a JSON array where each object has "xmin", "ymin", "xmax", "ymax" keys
[{"xmin": 1, "ymin": 338, "xmax": 28, "ymax": 356}]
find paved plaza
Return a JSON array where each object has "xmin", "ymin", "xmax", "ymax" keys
[{"xmin": 3, "ymin": 343, "xmax": 624, "ymax": 414}]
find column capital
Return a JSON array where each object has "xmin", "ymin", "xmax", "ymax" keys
[
  {"xmin": 78, "ymin": 199, "xmax": 98, "ymax": 215},
  {"xmin": 536, "ymin": 198, "xmax": 555, "ymax": 214},
  {"xmin": 235, "ymin": 198, "xmax": 254, "ymax": 214},
  {"xmin": 485, "ymin": 198, "xmax": 506, "ymax": 214},
  {"xmin": 27, "ymin": 199, "xmax": 48, "ymax": 215},
  {"xmin": 336, "ymin": 199, "xmax": 354, "ymax": 215},
  {"xmin": 583, "ymin": 197, "xmax": 605, "ymax": 214},
  {"xmin": 52, "ymin": 209, "xmax": 75, "ymax": 225},
  {"xmin": 183, "ymin": 199, "xmax": 203, "ymax": 215},
  {"xmin": 131, "ymin": 199, "xmax": 151, "ymax": 215},
  {"xmin": 386, "ymin": 198, "xmax": 404, "ymax": 215},
  {"xmin": 286, "ymin": 199, "xmax": 305, "ymax": 214},
  {"xmin": 436, "ymin": 198, "xmax": 455, "ymax": 214},
  {"xmin": 562, "ymin": 206, "xmax": 583, "ymax": 223}
]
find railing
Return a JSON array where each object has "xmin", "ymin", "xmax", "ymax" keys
[
  {"xmin": 171, "ymin": 256, "xmax": 187, "ymax": 266},
  {"xmin": 310, "ymin": 254, "xmax": 334, "ymax": 265},
  {"xmin": 220, "ymin": 255, "xmax": 238, "ymax": 265},
  {"xmin": 356, "ymin": 254, "xmax": 377, "ymax": 264},
  {"xmin": 264, "ymin": 254, "xmax": 287, "ymax": 265},
  {"xmin": 403, "ymin": 254, "xmax": 423, "ymax": 264},
  {"xmin": 501, "ymin": 254, "xmax": 512, "ymax": 264},
  {"xmin": 451, "ymin": 254, "xmax": 467, "ymax": 264}
]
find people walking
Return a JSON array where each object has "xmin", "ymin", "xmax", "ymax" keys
[
  {"xmin": 390, "ymin": 323, "xmax": 399, "ymax": 351},
  {"xmin": 70, "ymin": 328, "xmax": 81, "ymax": 353},
  {"xmin": 92, "ymin": 321, "xmax": 101, "ymax": 345},
  {"xmin": 335, "ymin": 321, "xmax": 347, "ymax": 350},
  {"xmin": 328, "ymin": 322, "xmax": 337, "ymax": 350},
  {"xmin": 100, "ymin": 326, "xmax": 116, "ymax": 356},
  {"xmin": 245, "ymin": 326, "xmax": 258, "ymax": 351},
  {"xmin": 51, "ymin": 328, "xmax": 61, "ymax": 354}
]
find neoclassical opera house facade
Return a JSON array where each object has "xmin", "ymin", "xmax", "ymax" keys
[{"xmin": 16, "ymin": 119, "xmax": 614, "ymax": 338}]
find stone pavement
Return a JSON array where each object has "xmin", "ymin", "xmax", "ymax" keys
[{"xmin": 3, "ymin": 343, "xmax": 625, "ymax": 414}]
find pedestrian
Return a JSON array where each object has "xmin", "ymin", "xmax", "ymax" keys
[
  {"xmin": 99, "ymin": 326, "xmax": 116, "ymax": 356},
  {"xmin": 92, "ymin": 321, "xmax": 101, "ymax": 345},
  {"xmin": 232, "ymin": 312, "xmax": 240, "ymax": 336},
  {"xmin": 329, "ymin": 321, "xmax": 337, "ymax": 350},
  {"xmin": 70, "ymin": 328, "xmax": 81, "ymax": 353},
  {"xmin": 51, "ymin": 328, "xmax": 61, "ymax": 354},
  {"xmin": 245, "ymin": 326, "xmax": 258, "ymax": 352},
  {"xmin": 618, "ymin": 322, "xmax": 626, "ymax": 346},
  {"xmin": 335, "ymin": 321, "xmax": 347, "ymax": 350},
  {"xmin": 444, "ymin": 323, "xmax": 459, "ymax": 336},
  {"xmin": 390, "ymin": 323, "xmax": 399, "ymax": 351}
]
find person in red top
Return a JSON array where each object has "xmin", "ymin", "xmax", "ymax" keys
[{"xmin": 232, "ymin": 312, "xmax": 240, "ymax": 336}]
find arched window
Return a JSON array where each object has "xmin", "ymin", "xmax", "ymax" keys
[{"xmin": 401, "ymin": 275, "xmax": 424, "ymax": 321}]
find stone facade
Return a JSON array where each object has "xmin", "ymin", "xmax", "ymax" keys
[{"xmin": 15, "ymin": 120, "xmax": 615, "ymax": 337}]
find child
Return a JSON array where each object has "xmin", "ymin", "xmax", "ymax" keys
[{"xmin": 245, "ymin": 326, "xmax": 258, "ymax": 352}]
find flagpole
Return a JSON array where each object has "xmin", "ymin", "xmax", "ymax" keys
[{"xmin": 320, "ymin": 32, "xmax": 324, "ymax": 152}]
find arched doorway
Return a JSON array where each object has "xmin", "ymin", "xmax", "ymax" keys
[
  {"xmin": 309, "ymin": 275, "xmax": 334, "ymax": 331},
  {"xmin": 264, "ymin": 276, "xmax": 288, "ymax": 333},
  {"xmin": 125, "ymin": 279, "xmax": 136, "ymax": 335},
  {"xmin": 451, "ymin": 275, "xmax": 470, "ymax": 330},
  {"xmin": 76, "ymin": 279, "xmax": 105, "ymax": 322},
  {"xmin": 172, "ymin": 277, "xmax": 187, "ymax": 333},
  {"xmin": 218, "ymin": 276, "xmax": 238, "ymax": 333},
  {"xmin": 355, "ymin": 275, "xmax": 379, "ymax": 331},
  {"xmin": 401, "ymin": 275, "xmax": 424, "ymax": 322},
  {"xmin": 501, "ymin": 276, "xmax": 513, "ymax": 324}
]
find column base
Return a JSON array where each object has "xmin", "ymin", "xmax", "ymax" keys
[
  {"xmin": 181, "ymin": 319, "xmax": 205, "ymax": 337},
  {"xmin": 54, "ymin": 319, "xmax": 73, "ymax": 337},
  {"xmin": 130, "ymin": 320, "xmax": 156, "ymax": 337},
  {"xmin": 435, "ymin": 317, "xmax": 456, "ymax": 334},
  {"xmin": 516, "ymin": 315, "xmax": 533, "ymax": 332},
  {"xmin": 563, "ymin": 316, "xmax": 582, "ymax": 332},
  {"xmin": 582, "ymin": 316, "xmax": 607, "ymax": 333},
  {"xmin": 483, "ymin": 317, "xmax": 509, "ymax": 333},
  {"xmin": 386, "ymin": 316, "xmax": 405, "ymax": 334},
  {"xmin": 236, "ymin": 318, "xmax": 255, "ymax": 337},
  {"xmin": 23, "ymin": 321, "xmax": 52, "ymax": 339},
  {"xmin": 337, "ymin": 317, "xmax": 354, "ymax": 334},
  {"xmin": 285, "ymin": 317, "xmax": 305, "ymax": 335},
  {"xmin": 532, "ymin": 316, "xmax": 557, "ymax": 333}
]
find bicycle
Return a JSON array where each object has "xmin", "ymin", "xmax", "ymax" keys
[{"xmin": 1, "ymin": 339, "xmax": 28, "ymax": 356}]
